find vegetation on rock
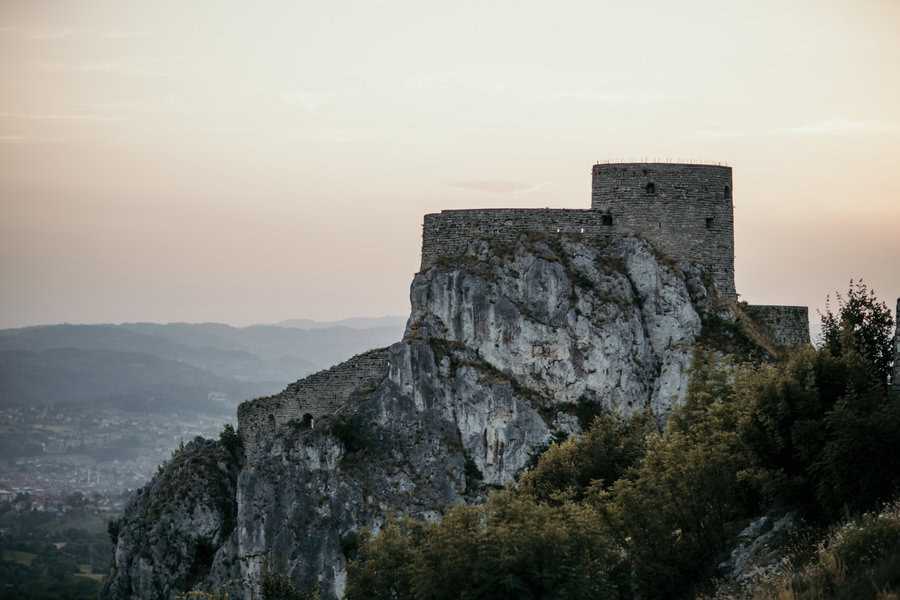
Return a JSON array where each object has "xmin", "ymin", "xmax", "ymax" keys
[{"xmin": 346, "ymin": 281, "xmax": 899, "ymax": 600}]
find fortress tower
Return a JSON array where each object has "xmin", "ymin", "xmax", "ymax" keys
[{"xmin": 591, "ymin": 163, "xmax": 735, "ymax": 297}]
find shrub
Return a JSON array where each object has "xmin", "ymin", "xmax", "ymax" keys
[
  {"xmin": 330, "ymin": 414, "xmax": 369, "ymax": 455},
  {"xmin": 347, "ymin": 492, "xmax": 628, "ymax": 600},
  {"xmin": 519, "ymin": 410, "xmax": 652, "ymax": 503},
  {"xmin": 757, "ymin": 501, "xmax": 900, "ymax": 599},
  {"xmin": 219, "ymin": 424, "xmax": 243, "ymax": 463}
]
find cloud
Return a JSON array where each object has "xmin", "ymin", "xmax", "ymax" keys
[
  {"xmin": 0, "ymin": 112, "xmax": 123, "ymax": 122},
  {"xmin": 447, "ymin": 180, "xmax": 548, "ymax": 195},
  {"xmin": 546, "ymin": 90, "xmax": 683, "ymax": 105},
  {"xmin": 280, "ymin": 90, "xmax": 337, "ymax": 112},
  {"xmin": 27, "ymin": 28, "xmax": 78, "ymax": 41},
  {"xmin": 35, "ymin": 60, "xmax": 170, "ymax": 78},
  {"xmin": 696, "ymin": 119, "xmax": 900, "ymax": 139},
  {"xmin": 0, "ymin": 134, "xmax": 67, "ymax": 144},
  {"xmin": 101, "ymin": 30, "xmax": 149, "ymax": 40},
  {"xmin": 776, "ymin": 119, "xmax": 900, "ymax": 135}
]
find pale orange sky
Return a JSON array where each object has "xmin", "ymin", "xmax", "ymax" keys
[{"xmin": 1, "ymin": 0, "xmax": 898, "ymax": 330}]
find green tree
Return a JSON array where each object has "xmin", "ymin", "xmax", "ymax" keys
[
  {"xmin": 347, "ymin": 492, "xmax": 627, "ymax": 600},
  {"xmin": 519, "ymin": 410, "xmax": 652, "ymax": 504},
  {"xmin": 820, "ymin": 279, "xmax": 895, "ymax": 387}
]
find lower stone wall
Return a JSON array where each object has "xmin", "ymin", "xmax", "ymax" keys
[
  {"xmin": 237, "ymin": 347, "xmax": 391, "ymax": 455},
  {"xmin": 745, "ymin": 305, "xmax": 811, "ymax": 347}
]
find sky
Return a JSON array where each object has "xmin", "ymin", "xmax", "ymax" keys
[{"xmin": 1, "ymin": 0, "xmax": 898, "ymax": 331}]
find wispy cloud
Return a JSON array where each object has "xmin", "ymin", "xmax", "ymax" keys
[
  {"xmin": 27, "ymin": 27, "xmax": 78, "ymax": 41},
  {"xmin": 35, "ymin": 60, "xmax": 170, "ymax": 78},
  {"xmin": 101, "ymin": 30, "xmax": 149, "ymax": 40},
  {"xmin": 0, "ymin": 111, "xmax": 124, "ymax": 122},
  {"xmin": 545, "ymin": 90, "xmax": 683, "ymax": 105},
  {"xmin": 0, "ymin": 134, "xmax": 67, "ymax": 144},
  {"xmin": 776, "ymin": 119, "xmax": 900, "ymax": 135},
  {"xmin": 697, "ymin": 119, "xmax": 900, "ymax": 139},
  {"xmin": 280, "ymin": 90, "xmax": 337, "ymax": 112},
  {"xmin": 448, "ymin": 180, "xmax": 548, "ymax": 195}
]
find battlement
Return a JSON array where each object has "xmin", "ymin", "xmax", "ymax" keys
[
  {"xmin": 237, "ymin": 347, "xmax": 391, "ymax": 456},
  {"xmin": 744, "ymin": 304, "xmax": 811, "ymax": 347}
]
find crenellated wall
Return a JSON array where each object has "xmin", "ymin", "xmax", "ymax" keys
[
  {"xmin": 237, "ymin": 347, "xmax": 391, "ymax": 456},
  {"xmin": 745, "ymin": 304, "xmax": 811, "ymax": 347},
  {"xmin": 420, "ymin": 163, "xmax": 736, "ymax": 298}
]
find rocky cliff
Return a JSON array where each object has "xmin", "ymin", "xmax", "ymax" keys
[{"xmin": 102, "ymin": 233, "xmax": 741, "ymax": 600}]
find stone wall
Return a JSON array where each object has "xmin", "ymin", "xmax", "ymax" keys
[
  {"xmin": 237, "ymin": 347, "xmax": 391, "ymax": 455},
  {"xmin": 745, "ymin": 305, "xmax": 811, "ymax": 347},
  {"xmin": 419, "ymin": 163, "xmax": 735, "ymax": 298}
]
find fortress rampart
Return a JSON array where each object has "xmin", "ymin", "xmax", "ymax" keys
[
  {"xmin": 744, "ymin": 305, "xmax": 811, "ymax": 347},
  {"xmin": 237, "ymin": 347, "xmax": 391, "ymax": 455},
  {"xmin": 421, "ymin": 163, "xmax": 736, "ymax": 298}
]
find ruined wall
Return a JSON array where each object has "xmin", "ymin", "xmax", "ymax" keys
[
  {"xmin": 592, "ymin": 163, "xmax": 735, "ymax": 297},
  {"xmin": 745, "ymin": 305, "xmax": 811, "ymax": 347},
  {"xmin": 237, "ymin": 347, "xmax": 391, "ymax": 455}
]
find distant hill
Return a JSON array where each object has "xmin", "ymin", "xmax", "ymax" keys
[
  {"xmin": 0, "ymin": 319, "xmax": 405, "ymax": 413},
  {"xmin": 0, "ymin": 348, "xmax": 278, "ymax": 413},
  {"xmin": 275, "ymin": 316, "xmax": 407, "ymax": 330}
]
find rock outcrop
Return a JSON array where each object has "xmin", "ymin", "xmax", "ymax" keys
[{"xmin": 103, "ymin": 233, "xmax": 730, "ymax": 600}]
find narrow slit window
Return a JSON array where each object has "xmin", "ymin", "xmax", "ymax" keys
[
  {"xmin": 602, "ymin": 214, "xmax": 613, "ymax": 226},
  {"xmin": 645, "ymin": 182, "xmax": 656, "ymax": 195},
  {"xmin": 724, "ymin": 185, "xmax": 731, "ymax": 199},
  {"xmin": 705, "ymin": 217, "xmax": 714, "ymax": 229}
]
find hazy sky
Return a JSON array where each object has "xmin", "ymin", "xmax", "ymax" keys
[{"xmin": 2, "ymin": 0, "xmax": 898, "ymax": 330}]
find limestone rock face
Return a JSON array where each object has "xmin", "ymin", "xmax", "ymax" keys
[{"xmin": 102, "ymin": 234, "xmax": 717, "ymax": 600}]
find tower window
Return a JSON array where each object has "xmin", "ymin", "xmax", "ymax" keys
[
  {"xmin": 724, "ymin": 185, "xmax": 731, "ymax": 199},
  {"xmin": 645, "ymin": 182, "xmax": 656, "ymax": 195},
  {"xmin": 602, "ymin": 214, "xmax": 613, "ymax": 226},
  {"xmin": 302, "ymin": 413, "xmax": 314, "ymax": 429},
  {"xmin": 705, "ymin": 217, "xmax": 714, "ymax": 229}
]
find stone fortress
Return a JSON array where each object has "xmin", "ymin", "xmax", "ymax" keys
[{"xmin": 238, "ymin": 162, "xmax": 821, "ymax": 451}]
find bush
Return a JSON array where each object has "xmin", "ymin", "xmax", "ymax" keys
[
  {"xmin": 519, "ymin": 410, "xmax": 652, "ymax": 503},
  {"xmin": 330, "ymin": 414, "xmax": 369, "ymax": 455},
  {"xmin": 347, "ymin": 491, "xmax": 628, "ymax": 600},
  {"xmin": 219, "ymin": 424, "xmax": 243, "ymax": 463},
  {"xmin": 757, "ymin": 501, "xmax": 900, "ymax": 599},
  {"xmin": 597, "ymin": 419, "xmax": 758, "ymax": 599}
]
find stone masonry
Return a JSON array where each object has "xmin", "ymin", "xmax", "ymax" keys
[
  {"xmin": 744, "ymin": 305, "xmax": 811, "ymax": 347},
  {"xmin": 238, "ymin": 347, "xmax": 391, "ymax": 455}
]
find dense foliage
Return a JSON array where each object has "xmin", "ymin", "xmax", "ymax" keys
[{"xmin": 346, "ymin": 282, "xmax": 899, "ymax": 599}]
